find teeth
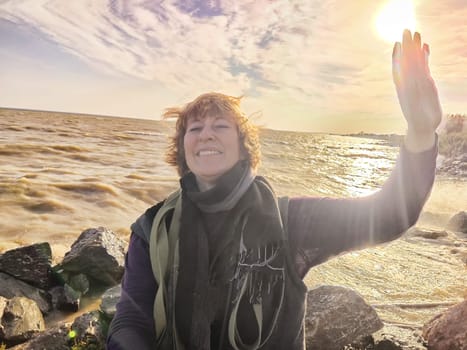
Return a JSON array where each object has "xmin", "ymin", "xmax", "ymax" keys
[{"xmin": 198, "ymin": 150, "xmax": 221, "ymax": 156}]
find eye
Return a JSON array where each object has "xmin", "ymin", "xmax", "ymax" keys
[
  {"xmin": 214, "ymin": 123, "xmax": 230, "ymax": 129},
  {"xmin": 187, "ymin": 123, "xmax": 203, "ymax": 132}
]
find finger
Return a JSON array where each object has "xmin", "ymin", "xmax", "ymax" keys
[
  {"xmin": 392, "ymin": 42, "xmax": 402, "ymax": 84},
  {"xmin": 402, "ymin": 29, "xmax": 413, "ymax": 53},
  {"xmin": 413, "ymin": 32, "xmax": 422, "ymax": 50},
  {"xmin": 413, "ymin": 31, "xmax": 425, "ymax": 73},
  {"xmin": 401, "ymin": 29, "xmax": 414, "ymax": 69},
  {"xmin": 423, "ymin": 43, "xmax": 431, "ymax": 74}
]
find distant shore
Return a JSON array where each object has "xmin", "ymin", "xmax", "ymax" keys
[{"xmin": 339, "ymin": 132, "xmax": 405, "ymax": 147}]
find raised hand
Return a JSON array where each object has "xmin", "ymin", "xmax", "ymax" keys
[{"xmin": 392, "ymin": 30, "xmax": 442, "ymax": 151}]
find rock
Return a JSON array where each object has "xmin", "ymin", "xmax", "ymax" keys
[
  {"xmin": 100, "ymin": 285, "xmax": 121, "ymax": 319},
  {"xmin": 49, "ymin": 284, "xmax": 80, "ymax": 312},
  {"xmin": 422, "ymin": 299, "xmax": 467, "ymax": 350},
  {"xmin": 372, "ymin": 323, "xmax": 427, "ymax": 350},
  {"xmin": 447, "ymin": 211, "xmax": 467, "ymax": 234},
  {"xmin": 0, "ymin": 272, "xmax": 51, "ymax": 314},
  {"xmin": 59, "ymin": 227, "xmax": 125, "ymax": 287},
  {"xmin": 305, "ymin": 285, "xmax": 383, "ymax": 350},
  {"xmin": 0, "ymin": 242, "xmax": 52, "ymax": 289},
  {"xmin": 345, "ymin": 335, "xmax": 375, "ymax": 349},
  {"xmin": 0, "ymin": 297, "xmax": 45, "ymax": 347},
  {"xmin": 8, "ymin": 323, "xmax": 71, "ymax": 350},
  {"xmin": 69, "ymin": 273, "xmax": 90, "ymax": 295},
  {"xmin": 374, "ymin": 339, "xmax": 404, "ymax": 350},
  {"xmin": 0, "ymin": 296, "xmax": 7, "ymax": 316},
  {"xmin": 70, "ymin": 310, "xmax": 108, "ymax": 349},
  {"xmin": 408, "ymin": 228, "xmax": 448, "ymax": 240},
  {"xmin": 10, "ymin": 311, "xmax": 108, "ymax": 350},
  {"xmin": 346, "ymin": 325, "xmax": 428, "ymax": 350}
]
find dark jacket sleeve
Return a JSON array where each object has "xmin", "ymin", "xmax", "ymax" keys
[
  {"xmin": 288, "ymin": 139, "xmax": 438, "ymax": 278},
  {"xmin": 106, "ymin": 233, "xmax": 157, "ymax": 349}
]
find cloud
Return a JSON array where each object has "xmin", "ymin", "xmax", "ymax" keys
[
  {"xmin": 0, "ymin": 0, "xmax": 378, "ymax": 100},
  {"xmin": 1, "ymin": 0, "xmax": 465, "ymax": 132}
]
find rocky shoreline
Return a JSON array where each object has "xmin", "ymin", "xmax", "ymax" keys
[{"xmin": 0, "ymin": 213, "xmax": 466, "ymax": 350}]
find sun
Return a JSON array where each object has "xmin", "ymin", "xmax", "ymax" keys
[{"xmin": 375, "ymin": 0, "xmax": 416, "ymax": 43}]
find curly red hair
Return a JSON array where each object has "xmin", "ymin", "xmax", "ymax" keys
[{"xmin": 162, "ymin": 92, "xmax": 261, "ymax": 176}]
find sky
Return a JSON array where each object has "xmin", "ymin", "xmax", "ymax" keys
[{"xmin": 0, "ymin": 0, "xmax": 466, "ymax": 134}]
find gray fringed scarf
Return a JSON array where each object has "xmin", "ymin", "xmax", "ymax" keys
[{"xmin": 174, "ymin": 160, "xmax": 286, "ymax": 350}]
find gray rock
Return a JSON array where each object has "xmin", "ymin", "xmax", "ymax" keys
[
  {"xmin": 305, "ymin": 285, "xmax": 383, "ymax": 350},
  {"xmin": 423, "ymin": 299, "xmax": 467, "ymax": 350},
  {"xmin": 12, "ymin": 312, "xmax": 108, "ymax": 350},
  {"xmin": 373, "ymin": 339, "xmax": 404, "ymax": 350},
  {"xmin": 0, "ymin": 296, "xmax": 7, "ymax": 317},
  {"xmin": 69, "ymin": 273, "xmax": 90, "ymax": 295},
  {"xmin": 100, "ymin": 285, "xmax": 121, "ymax": 319},
  {"xmin": 408, "ymin": 228, "xmax": 448, "ymax": 240},
  {"xmin": 0, "ymin": 242, "xmax": 52, "ymax": 289},
  {"xmin": 447, "ymin": 211, "xmax": 467, "ymax": 234},
  {"xmin": 0, "ymin": 272, "xmax": 51, "ymax": 314},
  {"xmin": 371, "ymin": 323, "xmax": 427, "ymax": 350},
  {"xmin": 70, "ymin": 310, "xmax": 107, "ymax": 349},
  {"xmin": 8, "ymin": 324, "xmax": 71, "ymax": 350},
  {"xmin": 60, "ymin": 227, "xmax": 126, "ymax": 287},
  {"xmin": 0, "ymin": 297, "xmax": 45, "ymax": 346},
  {"xmin": 49, "ymin": 284, "xmax": 80, "ymax": 312}
]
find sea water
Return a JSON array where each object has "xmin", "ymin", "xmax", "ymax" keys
[{"xmin": 1, "ymin": 108, "xmax": 465, "ymax": 327}]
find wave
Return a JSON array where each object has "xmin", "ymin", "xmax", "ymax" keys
[
  {"xmin": 125, "ymin": 173, "xmax": 148, "ymax": 180},
  {"xmin": 38, "ymin": 168, "xmax": 77, "ymax": 175},
  {"xmin": 5, "ymin": 126, "xmax": 25, "ymax": 132},
  {"xmin": 67, "ymin": 154, "xmax": 93, "ymax": 162},
  {"xmin": 50, "ymin": 145, "xmax": 86, "ymax": 152},
  {"xmin": 339, "ymin": 152, "xmax": 393, "ymax": 160},
  {"xmin": 54, "ymin": 182, "xmax": 118, "ymax": 196},
  {"xmin": 0, "ymin": 144, "xmax": 89, "ymax": 156},
  {"xmin": 24, "ymin": 199, "xmax": 74, "ymax": 214},
  {"xmin": 125, "ymin": 131, "xmax": 167, "ymax": 137}
]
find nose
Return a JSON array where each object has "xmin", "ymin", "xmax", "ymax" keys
[{"xmin": 198, "ymin": 124, "xmax": 214, "ymax": 141}]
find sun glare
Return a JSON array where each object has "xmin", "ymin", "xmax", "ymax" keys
[{"xmin": 375, "ymin": 0, "xmax": 416, "ymax": 43}]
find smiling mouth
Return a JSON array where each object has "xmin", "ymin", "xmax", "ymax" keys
[{"xmin": 197, "ymin": 150, "xmax": 222, "ymax": 156}]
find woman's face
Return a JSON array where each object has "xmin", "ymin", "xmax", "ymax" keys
[{"xmin": 184, "ymin": 113, "xmax": 243, "ymax": 191}]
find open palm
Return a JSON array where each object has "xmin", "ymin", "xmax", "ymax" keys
[{"xmin": 393, "ymin": 30, "xmax": 442, "ymax": 135}]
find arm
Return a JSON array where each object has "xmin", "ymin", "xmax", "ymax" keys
[
  {"xmin": 288, "ymin": 30, "xmax": 441, "ymax": 278},
  {"xmin": 106, "ymin": 234, "xmax": 157, "ymax": 350},
  {"xmin": 288, "ymin": 141, "xmax": 437, "ymax": 278}
]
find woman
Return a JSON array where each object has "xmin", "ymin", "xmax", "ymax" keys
[{"xmin": 107, "ymin": 30, "xmax": 441, "ymax": 349}]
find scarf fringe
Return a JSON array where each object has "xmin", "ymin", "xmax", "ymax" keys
[{"xmin": 232, "ymin": 242, "xmax": 285, "ymax": 305}]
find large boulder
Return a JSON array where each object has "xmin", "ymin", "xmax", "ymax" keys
[
  {"xmin": 0, "ymin": 297, "xmax": 45, "ymax": 347},
  {"xmin": 305, "ymin": 285, "xmax": 383, "ymax": 350},
  {"xmin": 0, "ymin": 272, "xmax": 51, "ymax": 314},
  {"xmin": 0, "ymin": 242, "xmax": 52, "ymax": 290},
  {"xmin": 7, "ymin": 311, "xmax": 109, "ymax": 349},
  {"xmin": 422, "ymin": 299, "xmax": 467, "ymax": 350},
  {"xmin": 447, "ymin": 211, "xmax": 467, "ymax": 234},
  {"xmin": 59, "ymin": 227, "xmax": 126, "ymax": 287},
  {"xmin": 8, "ymin": 324, "xmax": 71, "ymax": 350}
]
